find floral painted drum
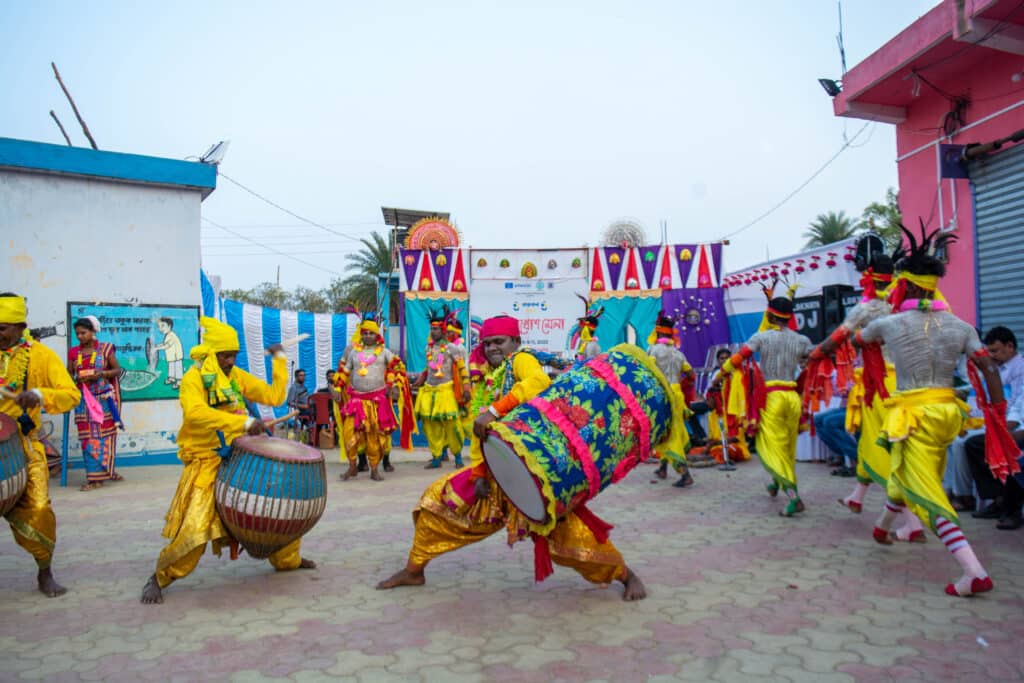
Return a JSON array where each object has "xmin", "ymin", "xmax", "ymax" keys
[
  {"xmin": 483, "ymin": 344, "xmax": 681, "ymax": 535},
  {"xmin": 0, "ymin": 414, "xmax": 28, "ymax": 517}
]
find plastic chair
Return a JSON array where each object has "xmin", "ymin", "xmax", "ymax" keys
[{"xmin": 309, "ymin": 392, "xmax": 335, "ymax": 447}]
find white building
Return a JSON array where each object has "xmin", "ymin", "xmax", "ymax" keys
[{"xmin": 0, "ymin": 136, "xmax": 216, "ymax": 471}]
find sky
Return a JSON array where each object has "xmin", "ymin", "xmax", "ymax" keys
[{"xmin": 2, "ymin": 1, "xmax": 938, "ymax": 292}]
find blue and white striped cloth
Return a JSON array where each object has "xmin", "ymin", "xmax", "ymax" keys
[{"xmin": 201, "ymin": 270, "xmax": 358, "ymax": 419}]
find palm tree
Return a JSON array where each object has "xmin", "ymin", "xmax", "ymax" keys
[
  {"xmin": 861, "ymin": 187, "xmax": 903, "ymax": 251},
  {"xmin": 802, "ymin": 210, "xmax": 861, "ymax": 248},
  {"xmin": 340, "ymin": 231, "xmax": 398, "ymax": 320}
]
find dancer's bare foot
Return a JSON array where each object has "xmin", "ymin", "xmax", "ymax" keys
[
  {"xmin": 370, "ymin": 468, "xmax": 383, "ymax": 481},
  {"xmin": 37, "ymin": 568, "xmax": 66, "ymax": 597},
  {"xmin": 376, "ymin": 568, "xmax": 425, "ymax": 589},
  {"xmin": 299, "ymin": 558, "xmax": 317, "ymax": 569},
  {"xmin": 620, "ymin": 567, "xmax": 646, "ymax": 601},
  {"xmin": 141, "ymin": 574, "xmax": 163, "ymax": 604},
  {"xmin": 341, "ymin": 464, "xmax": 358, "ymax": 481}
]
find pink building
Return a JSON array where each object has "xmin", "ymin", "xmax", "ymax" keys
[{"xmin": 833, "ymin": 0, "xmax": 1024, "ymax": 333}]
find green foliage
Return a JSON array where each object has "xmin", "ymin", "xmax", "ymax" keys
[
  {"xmin": 802, "ymin": 210, "xmax": 862, "ymax": 249},
  {"xmin": 860, "ymin": 187, "xmax": 903, "ymax": 251}
]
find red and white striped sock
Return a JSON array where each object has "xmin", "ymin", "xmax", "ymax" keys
[
  {"xmin": 845, "ymin": 482, "xmax": 869, "ymax": 506},
  {"xmin": 876, "ymin": 501, "xmax": 904, "ymax": 531},
  {"xmin": 936, "ymin": 516, "xmax": 968, "ymax": 554}
]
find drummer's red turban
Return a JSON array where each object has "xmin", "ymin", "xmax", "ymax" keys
[{"xmin": 481, "ymin": 315, "xmax": 520, "ymax": 339}]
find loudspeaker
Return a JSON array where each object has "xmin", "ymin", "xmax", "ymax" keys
[
  {"xmin": 822, "ymin": 285, "xmax": 855, "ymax": 337},
  {"xmin": 792, "ymin": 295, "xmax": 824, "ymax": 344}
]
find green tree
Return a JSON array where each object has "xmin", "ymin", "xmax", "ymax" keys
[
  {"xmin": 340, "ymin": 231, "xmax": 398, "ymax": 321},
  {"xmin": 222, "ymin": 282, "xmax": 292, "ymax": 309},
  {"xmin": 861, "ymin": 187, "xmax": 903, "ymax": 251},
  {"xmin": 802, "ymin": 210, "xmax": 861, "ymax": 248},
  {"xmin": 292, "ymin": 286, "xmax": 330, "ymax": 313}
]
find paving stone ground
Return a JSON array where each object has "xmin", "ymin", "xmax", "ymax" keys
[{"xmin": 1, "ymin": 450, "xmax": 1022, "ymax": 682}]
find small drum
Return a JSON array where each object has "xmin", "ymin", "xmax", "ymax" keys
[
  {"xmin": 214, "ymin": 435, "xmax": 327, "ymax": 559},
  {"xmin": 0, "ymin": 414, "xmax": 29, "ymax": 517},
  {"xmin": 483, "ymin": 344, "xmax": 678, "ymax": 533}
]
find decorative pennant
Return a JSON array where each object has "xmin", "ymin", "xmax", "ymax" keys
[
  {"xmin": 623, "ymin": 248, "xmax": 641, "ymax": 289},
  {"xmin": 639, "ymin": 245, "xmax": 660, "ymax": 288},
  {"xmin": 450, "ymin": 249, "xmax": 468, "ymax": 292},
  {"xmin": 693, "ymin": 244, "xmax": 716, "ymax": 288},
  {"xmin": 417, "ymin": 254, "xmax": 435, "ymax": 291},
  {"xmin": 432, "ymin": 248, "xmax": 454, "ymax": 289},
  {"xmin": 590, "ymin": 248, "xmax": 606, "ymax": 291},
  {"xmin": 603, "ymin": 246, "xmax": 625, "ymax": 290},
  {"xmin": 401, "ymin": 249, "xmax": 421, "ymax": 290},
  {"xmin": 658, "ymin": 246, "xmax": 674, "ymax": 289},
  {"xmin": 676, "ymin": 244, "xmax": 695, "ymax": 286}
]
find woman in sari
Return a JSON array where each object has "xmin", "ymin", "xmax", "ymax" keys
[{"xmin": 68, "ymin": 316, "xmax": 124, "ymax": 490}]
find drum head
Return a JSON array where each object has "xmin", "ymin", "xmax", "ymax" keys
[
  {"xmin": 232, "ymin": 435, "xmax": 323, "ymax": 463},
  {"xmin": 0, "ymin": 414, "xmax": 17, "ymax": 442},
  {"xmin": 482, "ymin": 434, "xmax": 547, "ymax": 523}
]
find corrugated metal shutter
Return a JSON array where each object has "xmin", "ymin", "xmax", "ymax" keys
[{"xmin": 971, "ymin": 142, "xmax": 1024, "ymax": 335}]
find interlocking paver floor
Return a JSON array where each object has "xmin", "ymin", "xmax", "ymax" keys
[{"xmin": 1, "ymin": 451, "xmax": 1022, "ymax": 682}]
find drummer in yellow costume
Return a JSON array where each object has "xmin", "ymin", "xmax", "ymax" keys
[
  {"xmin": 0, "ymin": 294, "xmax": 80, "ymax": 597},
  {"xmin": 378, "ymin": 315, "xmax": 648, "ymax": 601},
  {"xmin": 141, "ymin": 317, "xmax": 315, "ymax": 604},
  {"xmin": 717, "ymin": 296, "xmax": 813, "ymax": 517}
]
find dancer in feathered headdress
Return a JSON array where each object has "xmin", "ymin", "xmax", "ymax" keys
[
  {"xmin": 646, "ymin": 312, "xmax": 694, "ymax": 487},
  {"xmin": 855, "ymin": 221, "xmax": 1019, "ymax": 597},
  {"xmin": 413, "ymin": 304, "xmax": 470, "ymax": 469},
  {"xmin": 712, "ymin": 288, "xmax": 814, "ymax": 517},
  {"xmin": 572, "ymin": 298, "xmax": 605, "ymax": 362}
]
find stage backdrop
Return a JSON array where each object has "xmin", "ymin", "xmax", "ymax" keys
[
  {"xmin": 660, "ymin": 289, "xmax": 730, "ymax": 369},
  {"xmin": 470, "ymin": 279, "xmax": 584, "ymax": 354},
  {"xmin": 67, "ymin": 302, "xmax": 199, "ymax": 402},
  {"xmin": 403, "ymin": 296, "xmax": 470, "ymax": 375}
]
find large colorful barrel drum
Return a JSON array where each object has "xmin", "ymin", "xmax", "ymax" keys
[
  {"xmin": 0, "ymin": 414, "xmax": 28, "ymax": 517},
  {"xmin": 483, "ymin": 344, "xmax": 681, "ymax": 534},
  {"xmin": 215, "ymin": 435, "xmax": 327, "ymax": 558}
]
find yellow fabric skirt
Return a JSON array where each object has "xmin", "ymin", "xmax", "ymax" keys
[
  {"xmin": 845, "ymin": 366, "xmax": 897, "ymax": 485},
  {"xmin": 414, "ymin": 382, "xmax": 460, "ymax": 421},
  {"xmin": 409, "ymin": 470, "xmax": 626, "ymax": 585},
  {"xmin": 879, "ymin": 388, "xmax": 970, "ymax": 531},
  {"xmin": 4, "ymin": 433, "xmax": 57, "ymax": 569},
  {"xmin": 655, "ymin": 384, "xmax": 691, "ymax": 471},
  {"xmin": 755, "ymin": 383, "xmax": 801, "ymax": 493}
]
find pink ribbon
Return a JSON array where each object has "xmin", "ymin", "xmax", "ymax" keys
[
  {"xmin": 587, "ymin": 358, "xmax": 653, "ymax": 481},
  {"xmin": 529, "ymin": 396, "xmax": 601, "ymax": 500}
]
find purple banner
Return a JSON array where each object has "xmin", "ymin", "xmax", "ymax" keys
[
  {"xmin": 432, "ymin": 248, "xmax": 454, "ymax": 290},
  {"xmin": 661, "ymin": 288, "xmax": 730, "ymax": 369},
  {"xmin": 675, "ymin": 245, "xmax": 695, "ymax": 288},
  {"xmin": 639, "ymin": 246, "xmax": 660, "ymax": 289},
  {"xmin": 400, "ymin": 249, "xmax": 421, "ymax": 290},
  {"xmin": 604, "ymin": 247, "xmax": 625, "ymax": 290}
]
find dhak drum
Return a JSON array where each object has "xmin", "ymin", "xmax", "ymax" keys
[
  {"xmin": 214, "ymin": 435, "xmax": 327, "ymax": 558},
  {"xmin": 483, "ymin": 344, "xmax": 676, "ymax": 532},
  {"xmin": 0, "ymin": 414, "xmax": 29, "ymax": 517}
]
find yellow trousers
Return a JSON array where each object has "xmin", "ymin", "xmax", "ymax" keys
[
  {"xmin": 881, "ymin": 389, "xmax": 968, "ymax": 532},
  {"xmin": 755, "ymin": 385, "xmax": 801, "ymax": 494},
  {"xmin": 409, "ymin": 472, "xmax": 626, "ymax": 585},
  {"xmin": 416, "ymin": 383, "xmax": 464, "ymax": 458},
  {"xmin": 4, "ymin": 434, "xmax": 57, "ymax": 569},
  {"xmin": 154, "ymin": 451, "xmax": 302, "ymax": 588}
]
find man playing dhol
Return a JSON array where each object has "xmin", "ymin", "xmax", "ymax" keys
[
  {"xmin": 141, "ymin": 317, "xmax": 315, "ymax": 604},
  {"xmin": 0, "ymin": 293, "xmax": 80, "ymax": 597},
  {"xmin": 377, "ymin": 315, "xmax": 647, "ymax": 601}
]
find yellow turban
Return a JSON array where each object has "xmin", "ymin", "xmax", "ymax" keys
[
  {"xmin": 0, "ymin": 296, "xmax": 27, "ymax": 324},
  {"xmin": 189, "ymin": 316, "xmax": 240, "ymax": 361},
  {"xmin": 360, "ymin": 320, "xmax": 382, "ymax": 336}
]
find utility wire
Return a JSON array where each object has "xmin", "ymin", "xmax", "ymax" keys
[
  {"xmin": 720, "ymin": 121, "xmax": 871, "ymax": 240},
  {"xmin": 202, "ymin": 217, "xmax": 342, "ymax": 276},
  {"xmin": 217, "ymin": 171, "xmax": 368, "ymax": 243}
]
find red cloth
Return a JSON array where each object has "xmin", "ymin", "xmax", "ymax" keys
[
  {"xmin": 574, "ymin": 504, "xmax": 613, "ymax": 544},
  {"xmin": 532, "ymin": 534, "xmax": 554, "ymax": 583},
  {"xmin": 481, "ymin": 316, "xmax": 520, "ymax": 339},
  {"xmin": 859, "ymin": 341, "xmax": 890, "ymax": 405},
  {"xmin": 967, "ymin": 357, "xmax": 1022, "ymax": 483}
]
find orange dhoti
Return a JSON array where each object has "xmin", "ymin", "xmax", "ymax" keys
[{"xmin": 408, "ymin": 469, "xmax": 626, "ymax": 585}]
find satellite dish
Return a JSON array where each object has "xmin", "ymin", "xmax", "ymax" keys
[
  {"xmin": 199, "ymin": 140, "xmax": 230, "ymax": 165},
  {"xmin": 854, "ymin": 232, "xmax": 885, "ymax": 272},
  {"xmin": 601, "ymin": 219, "xmax": 647, "ymax": 248}
]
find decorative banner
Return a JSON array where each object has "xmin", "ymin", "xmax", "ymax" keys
[
  {"xmin": 660, "ymin": 289, "xmax": 730, "ymax": 369},
  {"xmin": 66, "ymin": 302, "xmax": 200, "ymax": 402},
  {"xmin": 470, "ymin": 249, "xmax": 588, "ymax": 281},
  {"xmin": 469, "ymin": 279, "xmax": 584, "ymax": 354},
  {"xmin": 589, "ymin": 244, "xmax": 724, "ymax": 293},
  {"xmin": 398, "ymin": 248, "xmax": 470, "ymax": 293}
]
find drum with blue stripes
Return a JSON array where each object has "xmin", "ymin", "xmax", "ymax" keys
[
  {"xmin": 215, "ymin": 435, "xmax": 327, "ymax": 558},
  {"xmin": 0, "ymin": 414, "xmax": 28, "ymax": 517}
]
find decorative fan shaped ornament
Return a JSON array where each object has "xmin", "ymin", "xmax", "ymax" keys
[
  {"xmin": 600, "ymin": 219, "xmax": 647, "ymax": 248},
  {"xmin": 404, "ymin": 217, "xmax": 462, "ymax": 250}
]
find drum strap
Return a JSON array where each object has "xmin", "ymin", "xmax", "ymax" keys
[{"xmin": 215, "ymin": 431, "xmax": 232, "ymax": 459}]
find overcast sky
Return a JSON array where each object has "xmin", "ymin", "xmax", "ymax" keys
[{"xmin": 2, "ymin": 1, "xmax": 937, "ymax": 292}]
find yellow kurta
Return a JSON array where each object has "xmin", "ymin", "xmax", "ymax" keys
[
  {"xmin": 467, "ymin": 352, "xmax": 550, "ymax": 467},
  {"xmin": 2, "ymin": 341, "xmax": 80, "ymax": 569},
  {"xmin": 755, "ymin": 382, "xmax": 801, "ymax": 493},
  {"xmin": 154, "ymin": 355, "xmax": 299, "ymax": 588}
]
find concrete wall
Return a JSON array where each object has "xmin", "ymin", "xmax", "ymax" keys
[
  {"xmin": 1, "ymin": 169, "xmax": 204, "ymax": 466},
  {"xmin": 894, "ymin": 48, "xmax": 1023, "ymax": 324}
]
